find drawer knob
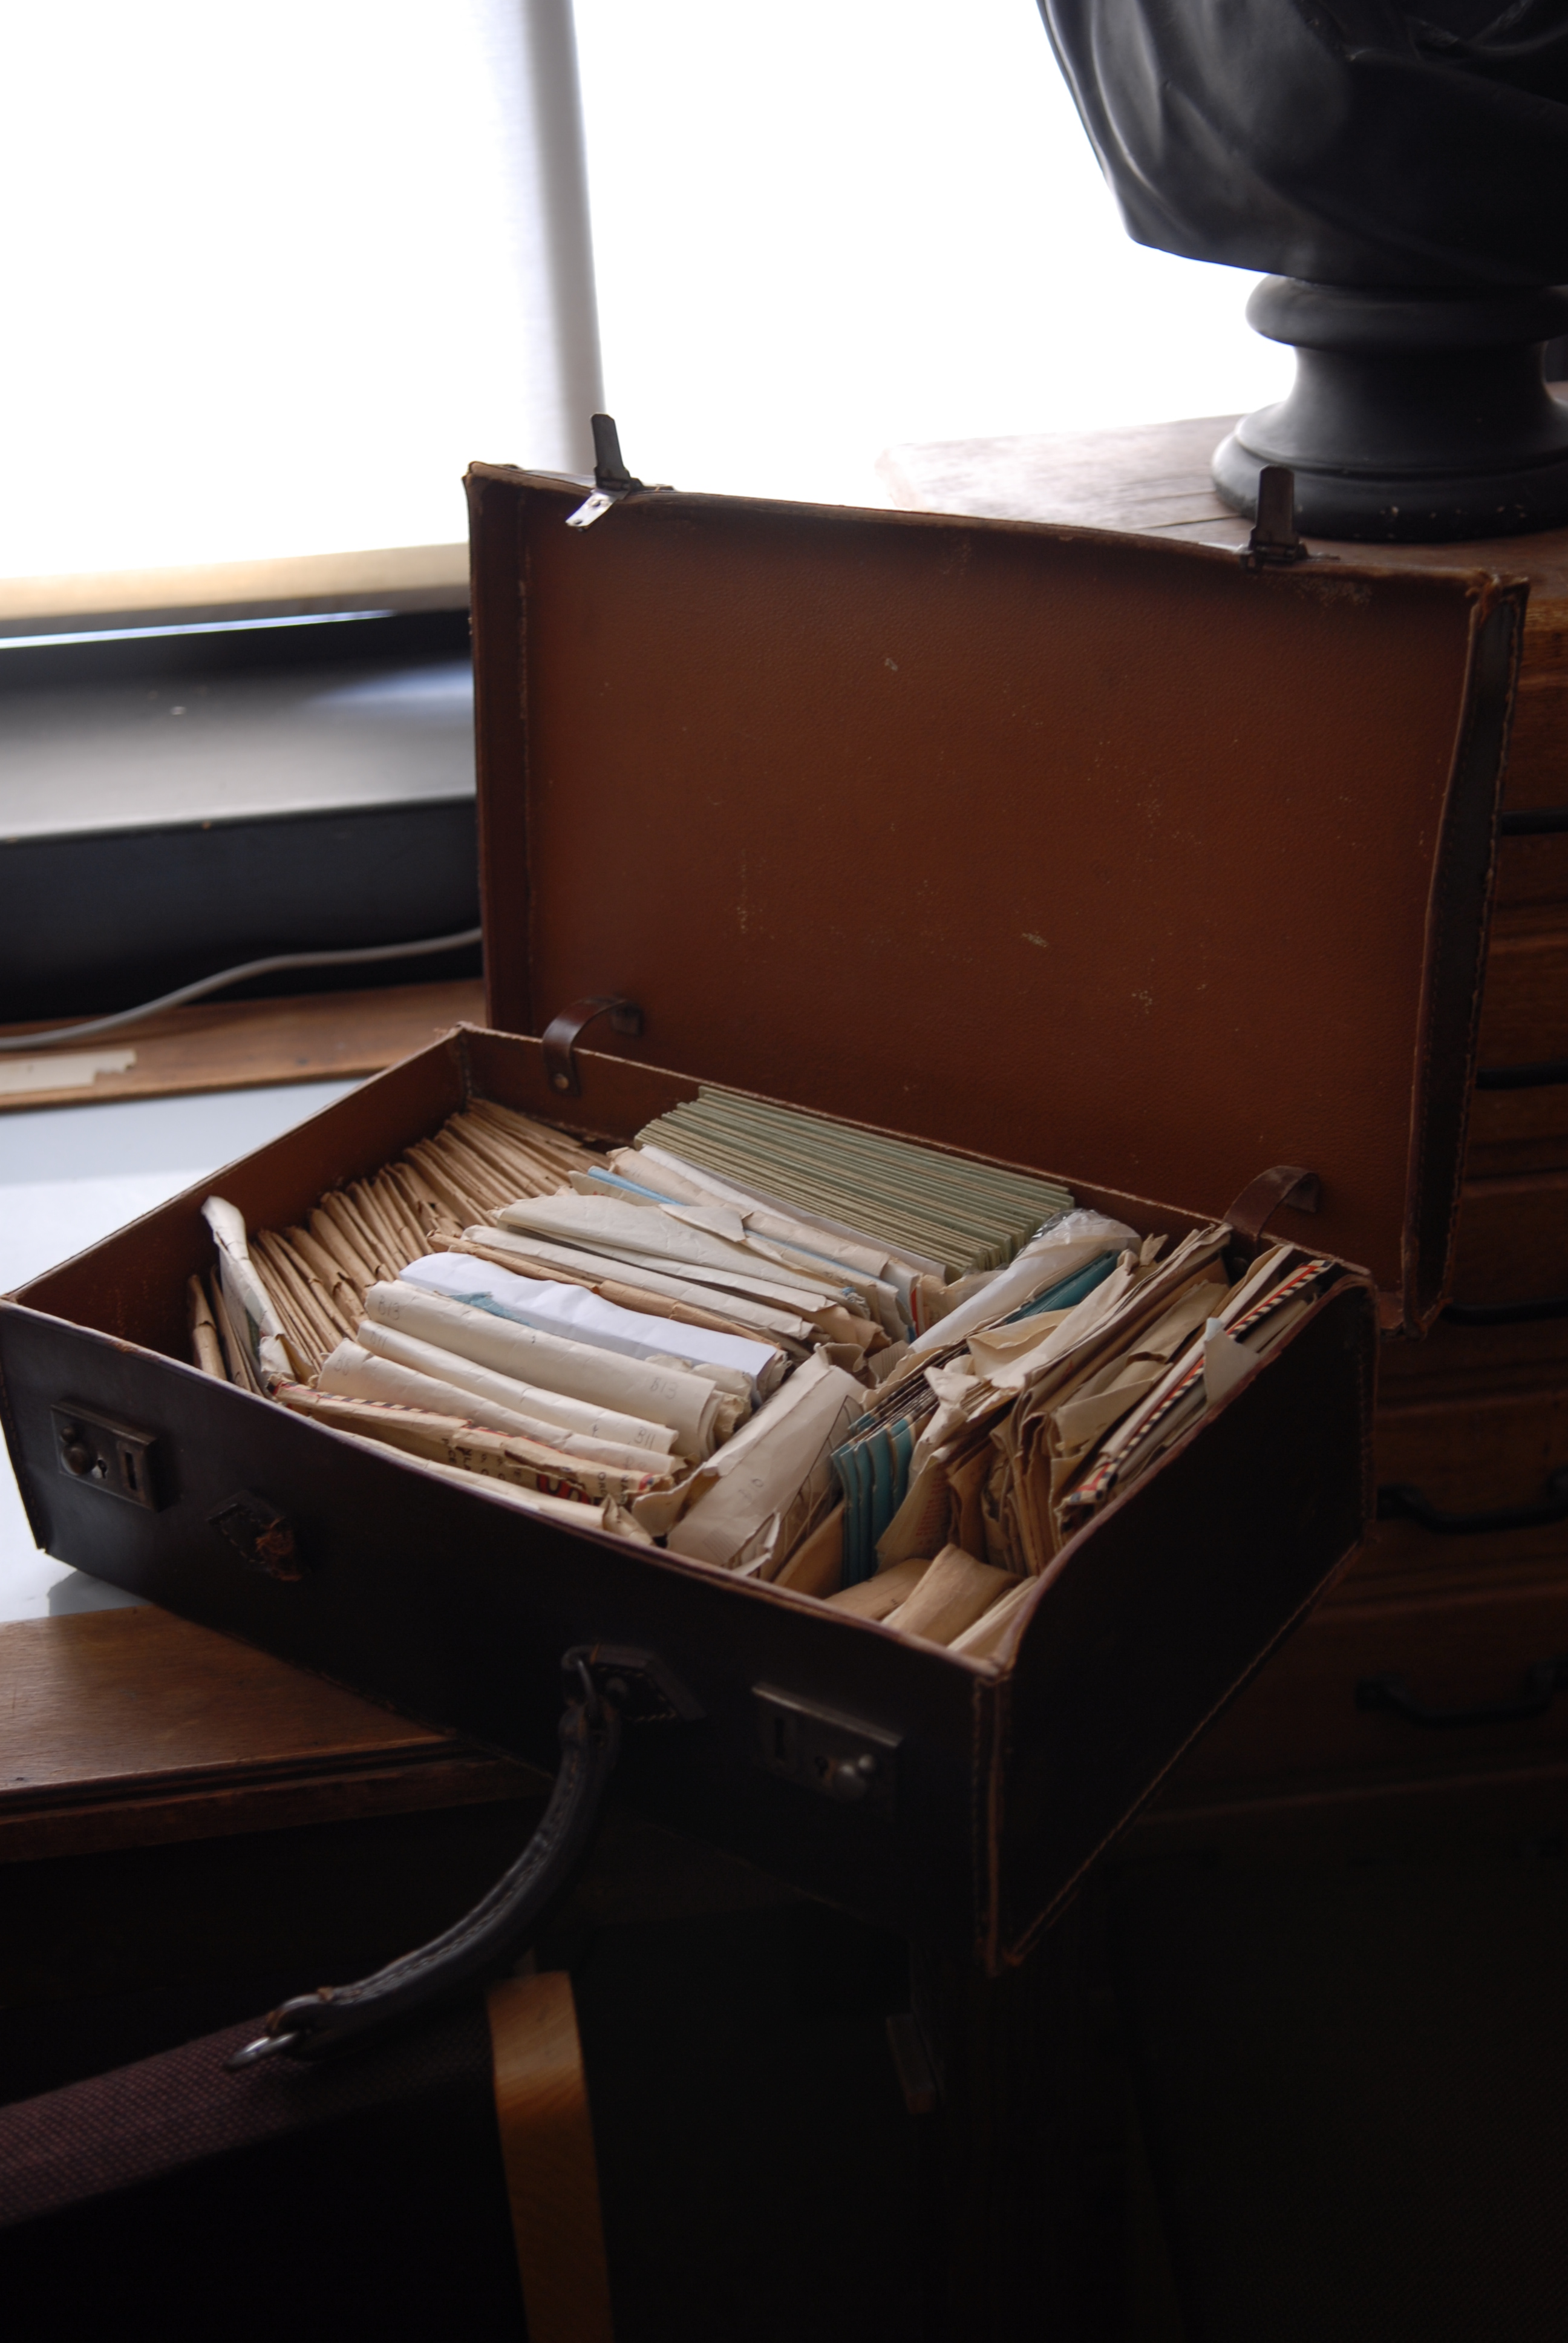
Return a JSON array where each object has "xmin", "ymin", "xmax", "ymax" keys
[
  {"xmin": 1357, "ymin": 1657, "xmax": 1568, "ymax": 1730},
  {"xmin": 1375, "ymin": 1467, "xmax": 1568, "ymax": 1537}
]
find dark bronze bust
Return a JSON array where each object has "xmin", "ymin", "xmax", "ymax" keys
[{"xmin": 1039, "ymin": 1, "xmax": 1568, "ymax": 537}]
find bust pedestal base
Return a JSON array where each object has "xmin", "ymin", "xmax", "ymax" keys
[{"xmin": 1212, "ymin": 280, "xmax": 1568, "ymax": 543}]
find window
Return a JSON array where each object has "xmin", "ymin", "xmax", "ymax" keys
[{"xmin": 0, "ymin": 0, "xmax": 1290, "ymax": 594}]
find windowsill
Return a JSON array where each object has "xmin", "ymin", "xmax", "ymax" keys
[{"xmin": 0, "ymin": 541, "xmax": 468, "ymax": 640}]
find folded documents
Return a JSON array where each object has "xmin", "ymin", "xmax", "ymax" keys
[
  {"xmin": 316, "ymin": 1340, "xmax": 668, "ymax": 1473},
  {"xmin": 881, "ymin": 1545, "xmax": 1016, "ymax": 1646},
  {"xmin": 635, "ymin": 1087, "xmax": 1074, "ymax": 1277},
  {"xmin": 904, "ymin": 1208, "xmax": 1137, "ymax": 1358},
  {"xmin": 362, "ymin": 1280, "xmax": 728, "ymax": 1458},
  {"xmin": 453, "ymin": 1228, "xmax": 817, "ymax": 1346},
  {"xmin": 495, "ymin": 1193, "xmax": 851, "ymax": 1305},
  {"xmin": 398, "ymin": 1251, "xmax": 785, "ymax": 1396},
  {"xmin": 662, "ymin": 1354, "xmax": 866, "ymax": 1576},
  {"xmin": 279, "ymin": 1386, "xmax": 672, "ymax": 1505},
  {"xmin": 203, "ymin": 1082, "xmax": 1339, "ymax": 1645},
  {"xmin": 204, "ymin": 1198, "xmax": 293, "ymax": 1389},
  {"xmin": 331, "ymin": 1427, "xmax": 655, "ymax": 1542}
]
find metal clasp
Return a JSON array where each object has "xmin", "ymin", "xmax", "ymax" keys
[
  {"xmin": 52, "ymin": 1405, "xmax": 161, "ymax": 1510},
  {"xmin": 209, "ymin": 1490, "xmax": 306, "ymax": 1580},
  {"xmin": 753, "ymin": 1684, "xmax": 900, "ymax": 1811},
  {"xmin": 566, "ymin": 414, "xmax": 644, "ymax": 530},
  {"xmin": 1240, "ymin": 465, "xmax": 1309, "ymax": 569}
]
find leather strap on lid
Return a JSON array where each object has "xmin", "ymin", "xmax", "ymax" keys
[
  {"xmin": 1224, "ymin": 1164, "xmax": 1321, "ymax": 1247},
  {"xmin": 541, "ymin": 996, "xmax": 644, "ymax": 1096}
]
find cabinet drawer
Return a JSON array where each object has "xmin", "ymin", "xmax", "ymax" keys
[
  {"xmin": 1477, "ymin": 927, "xmax": 1568, "ymax": 1066},
  {"xmin": 1379, "ymin": 1312, "xmax": 1568, "ymax": 1403},
  {"xmin": 1465, "ymin": 1086, "xmax": 1568, "ymax": 1180},
  {"xmin": 1494, "ymin": 832, "xmax": 1568, "ymax": 919},
  {"xmin": 1172, "ymin": 1582, "xmax": 1568, "ymax": 1794},
  {"xmin": 1501, "ymin": 666, "xmax": 1568, "ymax": 808},
  {"xmin": 1452, "ymin": 1170, "xmax": 1568, "ymax": 1309},
  {"xmin": 1353, "ymin": 1381, "xmax": 1568, "ymax": 1597},
  {"xmin": 1468, "ymin": 925, "xmax": 1568, "ymax": 1176}
]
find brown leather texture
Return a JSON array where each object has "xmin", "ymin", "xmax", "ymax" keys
[
  {"xmin": 0, "ymin": 1028, "xmax": 1374, "ymax": 1966},
  {"xmin": 5, "ymin": 475, "xmax": 1506, "ymax": 1959},
  {"xmin": 467, "ymin": 466, "xmax": 1521, "ymax": 1326}
]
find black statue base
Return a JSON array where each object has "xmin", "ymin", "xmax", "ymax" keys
[{"xmin": 1212, "ymin": 280, "xmax": 1568, "ymax": 543}]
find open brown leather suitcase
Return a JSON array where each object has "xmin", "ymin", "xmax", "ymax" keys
[{"xmin": 0, "ymin": 470, "xmax": 1518, "ymax": 1999}]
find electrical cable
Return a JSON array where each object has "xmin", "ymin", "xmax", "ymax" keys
[{"xmin": 0, "ymin": 928, "xmax": 483, "ymax": 1054}]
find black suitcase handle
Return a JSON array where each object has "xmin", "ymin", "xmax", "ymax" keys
[
  {"xmin": 1375, "ymin": 1467, "xmax": 1568, "ymax": 1536},
  {"xmin": 1357, "ymin": 1657, "xmax": 1568, "ymax": 1729},
  {"xmin": 228, "ymin": 1646, "xmax": 699, "ymax": 2069}
]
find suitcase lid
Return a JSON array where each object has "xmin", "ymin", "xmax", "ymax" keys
[{"xmin": 466, "ymin": 462, "xmax": 1523, "ymax": 1332}]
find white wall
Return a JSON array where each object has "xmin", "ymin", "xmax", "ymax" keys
[
  {"xmin": 575, "ymin": 0, "xmax": 1293, "ymax": 506},
  {"xmin": 0, "ymin": 0, "xmax": 1292, "ymax": 575},
  {"xmin": 0, "ymin": 1, "xmax": 598, "ymax": 577}
]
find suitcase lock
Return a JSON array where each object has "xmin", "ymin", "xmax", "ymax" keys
[
  {"xmin": 51, "ymin": 1406, "xmax": 160, "ymax": 1510},
  {"xmin": 753, "ymin": 1685, "xmax": 900, "ymax": 1812}
]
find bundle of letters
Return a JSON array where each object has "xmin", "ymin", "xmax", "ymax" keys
[{"xmin": 191, "ymin": 1088, "xmax": 1333, "ymax": 1662}]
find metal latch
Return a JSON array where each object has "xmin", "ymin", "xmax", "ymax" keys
[
  {"xmin": 566, "ymin": 413, "xmax": 644, "ymax": 530},
  {"xmin": 1240, "ymin": 464, "xmax": 1310, "ymax": 569},
  {"xmin": 753, "ymin": 1684, "xmax": 900, "ymax": 1810},
  {"xmin": 52, "ymin": 1406, "xmax": 162, "ymax": 1510}
]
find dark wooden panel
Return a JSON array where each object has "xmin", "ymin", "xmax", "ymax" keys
[{"xmin": 1164, "ymin": 1580, "xmax": 1568, "ymax": 1795}]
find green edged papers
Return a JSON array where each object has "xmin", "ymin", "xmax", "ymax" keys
[{"xmin": 635, "ymin": 1089, "xmax": 1073, "ymax": 1280}]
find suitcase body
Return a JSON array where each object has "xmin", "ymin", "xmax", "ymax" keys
[{"xmin": 0, "ymin": 469, "xmax": 1521, "ymax": 1972}]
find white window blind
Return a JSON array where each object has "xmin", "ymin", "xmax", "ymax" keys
[
  {"xmin": 575, "ymin": 0, "xmax": 1292, "ymax": 508},
  {"xmin": 0, "ymin": 0, "xmax": 1290, "ymax": 586},
  {"xmin": 0, "ymin": 0, "xmax": 600, "ymax": 582}
]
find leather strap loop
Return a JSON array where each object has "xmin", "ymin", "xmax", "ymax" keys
[
  {"xmin": 488, "ymin": 1972, "xmax": 616, "ymax": 2342},
  {"xmin": 1223, "ymin": 1163, "xmax": 1321, "ymax": 1247},
  {"xmin": 541, "ymin": 996, "xmax": 644, "ymax": 1096}
]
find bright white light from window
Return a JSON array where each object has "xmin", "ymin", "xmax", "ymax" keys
[
  {"xmin": 0, "ymin": 1, "xmax": 1292, "ymax": 580},
  {"xmin": 0, "ymin": 1, "xmax": 595, "ymax": 580},
  {"xmin": 575, "ymin": 0, "xmax": 1293, "ymax": 506}
]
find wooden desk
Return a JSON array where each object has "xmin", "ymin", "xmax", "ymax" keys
[
  {"xmin": 0, "ymin": 1607, "xmax": 530, "ymax": 1864},
  {"xmin": 0, "ymin": 976, "xmax": 486, "ymax": 1115}
]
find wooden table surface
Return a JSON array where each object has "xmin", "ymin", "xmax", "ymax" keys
[
  {"xmin": 0, "ymin": 975, "xmax": 486, "ymax": 1115},
  {"xmin": 0, "ymin": 1596, "xmax": 534, "ymax": 1864},
  {"xmin": 878, "ymin": 411, "xmax": 1568, "ymax": 634}
]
